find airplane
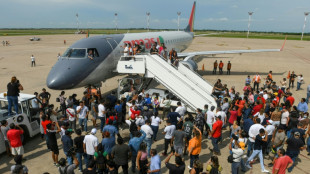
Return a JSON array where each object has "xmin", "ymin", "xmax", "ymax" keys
[{"xmin": 46, "ymin": 1, "xmax": 284, "ymax": 90}]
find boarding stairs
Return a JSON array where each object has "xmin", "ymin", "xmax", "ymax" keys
[{"xmin": 116, "ymin": 54, "xmax": 217, "ymax": 111}]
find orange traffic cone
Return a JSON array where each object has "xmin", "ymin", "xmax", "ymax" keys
[{"xmin": 202, "ymin": 64, "xmax": 205, "ymax": 71}]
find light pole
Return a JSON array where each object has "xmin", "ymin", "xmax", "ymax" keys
[
  {"xmin": 114, "ymin": 13, "xmax": 118, "ymax": 31},
  {"xmin": 177, "ymin": 12, "xmax": 181, "ymax": 31},
  {"xmin": 146, "ymin": 12, "xmax": 150, "ymax": 31},
  {"xmin": 301, "ymin": 12, "xmax": 309, "ymax": 40},
  {"xmin": 76, "ymin": 13, "xmax": 79, "ymax": 33},
  {"xmin": 247, "ymin": 12, "xmax": 253, "ymax": 38}
]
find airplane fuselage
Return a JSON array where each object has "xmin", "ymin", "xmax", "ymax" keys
[{"xmin": 47, "ymin": 31, "xmax": 194, "ymax": 89}]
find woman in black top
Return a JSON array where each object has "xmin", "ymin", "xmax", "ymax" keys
[{"xmin": 7, "ymin": 76, "xmax": 23, "ymax": 115}]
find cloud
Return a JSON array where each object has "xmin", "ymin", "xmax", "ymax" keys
[
  {"xmin": 219, "ymin": 17, "xmax": 228, "ymax": 21},
  {"xmin": 231, "ymin": 5, "xmax": 238, "ymax": 8}
]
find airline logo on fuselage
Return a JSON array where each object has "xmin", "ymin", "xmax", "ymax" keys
[{"xmin": 123, "ymin": 36, "xmax": 164, "ymax": 49}]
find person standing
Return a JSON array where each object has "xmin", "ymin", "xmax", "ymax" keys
[
  {"xmin": 172, "ymin": 124, "xmax": 186, "ymax": 156},
  {"xmin": 7, "ymin": 76, "xmax": 23, "ymax": 115},
  {"xmin": 227, "ymin": 61, "xmax": 231, "ymax": 75},
  {"xmin": 162, "ymin": 120, "xmax": 176, "ymax": 156},
  {"xmin": 1, "ymin": 120, "xmax": 11, "ymax": 156},
  {"xmin": 165, "ymin": 152, "xmax": 185, "ymax": 174},
  {"xmin": 253, "ymin": 73, "xmax": 261, "ymax": 91},
  {"xmin": 289, "ymin": 71, "xmax": 297, "ymax": 88},
  {"xmin": 209, "ymin": 116, "xmax": 223, "ymax": 155},
  {"xmin": 83, "ymin": 128, "xmax": 99, "ymax": 168},
  {"xmin": 66, "ymin": 103, "xmax": 76, "ymax": 132},
  {"xmin": 213, "ymin": 60, "xmax": 218, "ymax": 74},
  {"xmin": 229, "ymin": 138, "xmax": 244, "ymax": 174},
  {"xmin": 31, "ymin": 55, "xmax": 35, "ymax": 67},
  {"xmin": 129, "ymin": 130, "xmax": 146, "ymax": 173},
  {"xmin": 148, "ymin": 149, "xmax": 161, "ymax": 174},
  {"xmin": 58, "ymin": 91, "xmax": 66, "ymax": 117},
  {"xmin": 247, "ymin": 118, "xmax": 264, "ymax": 156},
  {"xmin": 46, "ymin": 122, "xmax": 61, "ymax": 167},
  {"xmin": 98, "ymin": 99, "xmax": 106, "ymax": 132},
  {"xmin": 111, "ymin": 137, "xmax": 131, "ymax": 174},
  {"xmin": 7, "ymin": 123, "xmax": 24, "ymax": 157},
  {"xmin": 39, "ymin": 88, "xmax": 51, "ymax": 105},
  {"xmin": 74, "ymin": 129, "xmax": 86, "ymax": 172},
  {"xmin": 150, "ymin": 112, "xmax": 161, "ymax": 141},
  {"xmin": 76, "ymin": 101, "xmax": 89, "ymax": 132},
  {"xmin": 219, "ymin": 60, "xmax": 224, "ymax": 75},
  {"xmin": 188, "ymin": 126, "xmax": 202, "ymax": 169},
  {"xmin": 61, "ymin": 130, "xmax": 74, "ymax": 165},
  {"xmin": 272, "ymin": 149, "xmax": 293, "ymax": 174},
  {"xmin": 245, "ymin": 128, "xmax": 269, "ymax": 173},
  {"xmin": 285, "ymin": 132, "xmax": 305, "ymax": 172},
  {"xmin": 141, "ymin": 120, "xmax": 153, "ymax": 157},
  {"xmin": 183, "ymin": 116, "xmax": 194, "ymax": 155}
]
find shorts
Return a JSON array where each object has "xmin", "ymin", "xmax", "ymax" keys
[
  {"xmin": 5, "ymin": 140, "xmax": 10, "ymax": 148},
  {"xmin": 50, "ymin": 144, "xmax": 59, "ymax": 155},
  {"xmin": 174, "ymin": 146, "xmax": 184, "ymax": 154},
  {"xmin": 11, "ymin": 146, "xmax": 24, "ymax": 155}
]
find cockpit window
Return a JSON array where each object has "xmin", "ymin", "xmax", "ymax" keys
[
  {"xmin": 62, "ymin": 48, "xmax": 86, "ymax": 58},
  {"xmin": 87, "ymin": 48, "xmax": 99, "ymax": 57}
]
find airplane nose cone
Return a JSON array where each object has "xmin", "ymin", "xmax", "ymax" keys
[{"xmin": 46, "ymin": 66, "xmax": 75, "ymax": 89}]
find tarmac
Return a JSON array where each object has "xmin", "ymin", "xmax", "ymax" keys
[{"xmin": 0, "ymin": 34, "xmax": 309, "ymax": 174}]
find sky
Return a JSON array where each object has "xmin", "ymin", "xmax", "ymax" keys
[{"xmin": 0, "ymin": 0, "xmax": 309, "ymax": 32}]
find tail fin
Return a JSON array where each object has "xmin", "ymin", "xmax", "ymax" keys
[{"xmin": 185, "ymin": 1, "xmax": 196, "ymax": 32}]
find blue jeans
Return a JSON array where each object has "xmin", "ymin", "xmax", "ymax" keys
[
  {"xmin": 240, "ymin": 158, "xmax": 246, "ymax": 172},
  {"xmin": 287, "ymin": 129, "xmax": 292, "ymax": 138},
  {"xmin": 85, "ymin": 154, "xmax": 94, "ymax": 168},
  {"xmin": 131, "ymin": 153, "xmax": 137, "ymax": 172},
  {"xmin": 211, "ymin": 137, "xmax": 220, "ymax": 153},
  {"xmin": 98, "ymin": 117, "xmax": 105, "ymax": 132},
  {"xmin": 76, "ymin": 152, "xmax": 87, "ymax": 171},
  {"xmin": 151, "ymin": 125, "xmax": 159, "ymax": 140},
  {"xmin": 286, "ymin": 150, "xmax": 299, "ymax": 172},
  {"xmin": 247, "ymin": 141, "xmax": 254, "ymax": 157},
  {"xmin": 190, "ymin": 154, "xmax": 199, "ymax": 168},
  {"xmin": 246, "ymin": 150, "xmax": 265, "ymax": 171},
  {"xmin": 306, "ymin": 92, "xmax": 310, "ymax": 104},
  {"xmin": 144, "ymin": 138, "xmax": 152, "ymax": 157},
  {"xmin": 64, "ymin": 151, "xmax": 73, "ymax": 165},
  {"xmin": 297, "ymin": 82, "xmax": 301, "ymax": 90},
  {"xmin": 231, "ymin": 162, "xmax": 241, "ymax": 174},
  {"xmin": 78, "ymin": 118, "xmax": 87, "ymax": 132},
  {"xmin": 7, "ymin": 96, "xmax": 18, "ymax": 115}
]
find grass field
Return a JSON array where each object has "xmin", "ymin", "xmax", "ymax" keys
[{"xmin": 0, "ymin": 28, "xmax": 309, "ymax": 41}]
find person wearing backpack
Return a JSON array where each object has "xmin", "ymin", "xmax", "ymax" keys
[
  {"xmin": 58, "ymin": 153, "xmax": 79, "ymax": 174},
  {"xmin": 94, "ymin": 143, "xmax": 108, "ymax": 174},
  {"xmin": 229, "ymin": 138, "xmax": 244, "ymax": 174}
]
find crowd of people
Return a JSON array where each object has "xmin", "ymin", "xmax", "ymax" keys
[{"xmin": 1, "ymin": 68, "xmax": 310, "ymax": 174}]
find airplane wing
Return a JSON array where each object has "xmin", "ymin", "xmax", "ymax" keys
[
  {"xmin": 194, "ymin": 32, "xmax": 224, "ymax": 37},
  {"xmin": 179, "ymin": 36, "xmax": 287, "ymax": 59}
]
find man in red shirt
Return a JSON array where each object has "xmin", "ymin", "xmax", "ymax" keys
[
  {"xmin": 252, "ymin": 100, "xmax": 263, "ymax": 116},
  {"xmin": 7, "ymin": 123, "xmax": 24, "ymax": 157},
  {"xmin": 209, "ymin": 116, "xmax": 223, "ymax": 155},
  {"xmin": 286, "ymin": 93, "xmax": 295, "ymax": 107},
  {"xmin": 272, "ymin": 149, "xmax": 293, "ymax": 174}
]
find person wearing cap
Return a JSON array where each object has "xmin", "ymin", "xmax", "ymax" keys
[
  {"xmin": 246, "ymin": 128, "xmax": 269, "ymax": 173},
  {"xmin": 229, "ymin": 137, "xmax": 244, "ymax": 174},
  {"xmin": 83, "ymin": 128, "xmax": 99, "ymax": 168},
  {"xmin": 7, "ymin": 76, "xmax": 23, "ymax": 115},
  {"xmin": 285, "ymin": 131, "xmax": 306, "ymax": 172},
  {"xmin": 39, "ymin": 88, "xmax": 51, "ymax": 105},
  {"xmin": 61, "ymin": 129, "xmax": 74, "ymax": 165}
]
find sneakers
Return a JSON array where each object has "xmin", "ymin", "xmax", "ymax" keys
[
  {"xmin": 187, "ymin": 165, "xmax": 192, "ymax": 170},
  {"xmin": 261, "ymin": 169, "xmax": 269, "ymax": 173},
  {"xmin": 245, "ymin": 164, "xmax": 252, "ymax": 169}
]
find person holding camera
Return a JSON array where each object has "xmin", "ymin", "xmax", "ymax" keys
[
  {"xmin": 7, "ymin": 76, "xmax": 23, "ymax": 116},
  {"xmin": 62, "ymin": 130, "xmax": 74, "ymax": 165},
  {"xmin": 58, "ymin": 154, "xmax": 79, "ymax": 174},
  {"xmin": 46, "ymin": 122, "xmax": 61, "ymax": 167}
]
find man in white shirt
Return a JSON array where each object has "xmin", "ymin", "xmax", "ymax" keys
[
  {"xmin": 206, "ymin": 106, "xmax": 216, "ymax": 130},
  {"xmin": 123, "ymin": 43, "xmax": 128, "ymax": 56},
  {"xmin": 76, "ymin": 101, "xmax": 89, "ymax": 132},
  {"xmin": 247, "ymin": 117, "xmax": 265, "ymax": 157},
  {"xmin": 83, "ymin": 128, "xmax": 98, "ymax": 168},
  {"xmin": 98, "ymin": 99, "xmax": 106, "ymax": 132},
  {"xmin": 162, "ymin": 120, "xmax": 176, "ymax": 156},
  {"xmin": 175, "ymin": 102, "xmax": 186, "ymax": 118},
  {"xmin": 280, "ymin": 108, "xmax": 289, "ymax": 127},
  {"xmin": 141, "ymin": 120, "xmax": 153, "ymax": 157},
  {"xmin": 31, "ymin": 55, "xmax": 35, "ymax": 67},
  {"xmin": 215, "ymin": 108, "xmax": 227, "ymax": 128},
  {"xmin": 66, "ymin": 103, "xmax": 76, "ymax": 131},
  {"xmin": 265, "ymin": 120, "xmax": 275, "ymax": 154}
]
